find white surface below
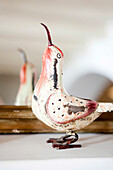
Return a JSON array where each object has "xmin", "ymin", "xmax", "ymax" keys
[{"xmin": 0, "ymin": 133, "xmax": 113, "ymax": 170}]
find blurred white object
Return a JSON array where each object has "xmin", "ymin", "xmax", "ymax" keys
[
  {"xmin": 15, "ymin": 49, "xmax": 37, "ymax": 106},
  {"xmin": 0, "ymin": 97, "xmax": 4, "ymax": 105}
]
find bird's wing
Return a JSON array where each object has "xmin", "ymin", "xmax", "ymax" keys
[{"xmin": 46, "ymin": 93, "xmax": 98, "ymax": 124}]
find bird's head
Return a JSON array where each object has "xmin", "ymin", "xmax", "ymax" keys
[
  {"xmin": 41, "ymin": 23, "xmax": 64, "ymax": 65},
  {"xmin": 18, "ymin": 49, "xmax": 37, "ymax": 90}
]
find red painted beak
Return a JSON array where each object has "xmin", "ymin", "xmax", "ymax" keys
[{"xmin": 41, "ymin": 23, "xmax": 53, "ymax": 46}]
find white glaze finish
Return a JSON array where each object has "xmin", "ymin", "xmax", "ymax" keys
[{"xmin": 32, "ymin": 26, "xmax": 113, "ymax": 134}]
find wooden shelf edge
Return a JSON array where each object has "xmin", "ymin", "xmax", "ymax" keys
[
  {"xmin": 0, "ymin": 105, "xmax": 113, "ymax": 134},
  {"xmin": 0, "ymin": 120, "xmax": 112, "ymax": 134}
]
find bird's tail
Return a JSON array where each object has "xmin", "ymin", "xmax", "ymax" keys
[{"xmin": 96, "ymin": 102, "xmax": 113, "ymax": 113}]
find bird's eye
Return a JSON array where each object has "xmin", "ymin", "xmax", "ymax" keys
[{"xmin": 57, "ymin": 53, "xmax": 61, "ymax": 59}]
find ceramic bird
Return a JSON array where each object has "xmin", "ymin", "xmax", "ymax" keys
[
  {"xmin": 15, "ymin": 49, "xmax": 37, "ymax": 106},
  {"xmin": 32, "ymin": 23, "xmax": 113, "ymax": 149}
]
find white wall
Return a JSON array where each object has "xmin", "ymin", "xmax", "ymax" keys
[
  {"xmin": 67, "ymin": 73, "xmax": 111, "ymax": 100},
  {"xmin": 0, "ymin": 74, "xmax": 19, "ymax": 105}
]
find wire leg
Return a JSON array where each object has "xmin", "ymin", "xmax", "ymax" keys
[{"xmin": 47, "ymin": 133, "xmax": 81, "ymax": 149}]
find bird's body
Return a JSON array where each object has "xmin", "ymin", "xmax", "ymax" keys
[
  {"xmin": 15, "ymin": 49, "xmax": 37, "ymax": 106},
  {"xmin": 32, "ymin": 24, "xmax": 113, "ymax": 149}
]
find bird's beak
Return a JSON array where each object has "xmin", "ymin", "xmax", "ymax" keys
[
  {"xmin": 41, "ymin": 23, "xmax": 53, "ymax": 46},
  {"xmin": 18, "ymin": 48, "xmax": 27, "ymax": 63}
]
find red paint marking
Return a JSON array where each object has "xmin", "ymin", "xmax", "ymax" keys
[
  {"xmin": 20, "ymin": 64, "xmax": 26, "ymax": 84},
  {"xmin": 42, "ymin": 47, "xmax": 52, "ymax": 61},
  {"xmin": 53, "ymin": 45, "xmax": 64, "ymax": 58},
  {"xmin": 86, "ymin": 100, "xmax": 98, "ymax": 114},
  {"xmin": 35, "ymin": 45, "xmax": 64, "ymax": 96},
  {"xmin": 46, "ymin": 94, "xmax": 98, "ymax": 124},
  {"xmin": 36, "ymin": 47, "xmax": 52, "ymax": 95}
]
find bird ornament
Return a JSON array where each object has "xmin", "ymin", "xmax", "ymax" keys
[
  {"xmin": 32, "ymin": 23, "xmax": 113, "ymax": 149},
  {"xmin": 15, "ymin": 49, "xmax": 37, "ymax": 106}
]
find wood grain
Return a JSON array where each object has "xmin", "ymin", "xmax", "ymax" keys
[
  {"xmin": 0, "ymin": 105, "xmax": 35, "ymax": 119},
  {"xmin": 0, "ymin": 105, "xmax": 113, "ymax": 134}
]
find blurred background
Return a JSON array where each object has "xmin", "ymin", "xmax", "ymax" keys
[{"xmin": 0, "ymin": 0, "xmax": 113, "ymax": 105}]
